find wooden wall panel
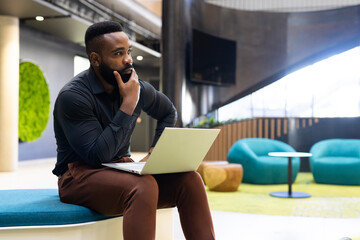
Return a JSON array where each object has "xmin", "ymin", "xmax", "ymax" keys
[
  {"xmin": 203, "ymin": 117, "xmax": 320, "ymax": 161},
  {"xmin": 264, "ymin": 119, "xmax": 269, "ymax": 139},
  {"xmin": 258, "ymin": 118, "xmax": 263, "ymax": 138},
  {"xmin": 252, "ymin": 119, "xmax": 257, "ymax": 137},
  {"xmin": 277, "ymin": 118, "xmax": 281, "ymax": 137},
  {"xmin": 283, "ymin": 118, "xmax": 288, "ymax": 135}
]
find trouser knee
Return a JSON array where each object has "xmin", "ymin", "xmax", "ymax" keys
[
  {"xmin": 180, "ymin": 171, "xmax": 204, "ymax": 189},
  {"xmin": 125, "ymin": 175, "xmax": 159, "ymax": 208}
]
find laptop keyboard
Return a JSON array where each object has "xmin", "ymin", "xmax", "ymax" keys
[{"xmin": 122, "ymin": 162, "xmax": 146, "ymax": 171}]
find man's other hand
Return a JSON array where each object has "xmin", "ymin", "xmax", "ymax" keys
[
  {"xmin": 140, "ymin": 147, "xmax": 154, "ymax": 162},
  {"xmin": 113, "ymin": 157, "xmax": 134, "ymax": 163},
  {"xmin": 139, "ymin": 153, "xmax": 150, "ymax": 162}
]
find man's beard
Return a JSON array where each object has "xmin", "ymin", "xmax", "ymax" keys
[{"xmin": 98, "ymin": 62, "xmax": 133, "ymax": 87}]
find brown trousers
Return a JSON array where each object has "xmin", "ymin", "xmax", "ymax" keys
[{"xmin": 58, "ymin": 161, "xmax": 215, "ymax": 240}]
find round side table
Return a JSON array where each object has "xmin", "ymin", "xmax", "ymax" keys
[{"xmin": 268, "ymin": 152, "xmax": 312, "ymax": 198}]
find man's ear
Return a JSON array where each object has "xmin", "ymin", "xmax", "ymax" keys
[{"xmin": 89, "ymin": 52, "xmax": 101, "ymax": 68}]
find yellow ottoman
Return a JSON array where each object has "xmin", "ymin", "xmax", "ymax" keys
[
  {"xmin": 197, "ymin": 161, "xmax": 228, "ymax": 182},
  {"xmin": 203, "ymin": 164, "xmax": 243, "ymax": 192}
]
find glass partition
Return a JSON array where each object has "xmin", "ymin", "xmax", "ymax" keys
[{"xmin": 218, "ymin": 46, "xmax": 360, "ymax": 122}]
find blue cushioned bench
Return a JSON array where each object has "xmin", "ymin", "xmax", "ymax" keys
[
  {"xmin": 0, "ymin": 189, "xmax": 114, "ymax": 227},
  {"xmin": 0, "ymin": 189, "xmax": 173, "ymax": 240}
]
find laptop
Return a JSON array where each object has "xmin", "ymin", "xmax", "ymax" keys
[{"xmin": 102, "ymin": 127, "xmax": 220, "ymax": 175}]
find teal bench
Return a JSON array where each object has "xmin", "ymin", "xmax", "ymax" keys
[
  {"xmin": 0, "ymin": 189, "xmax": 114, "ymax": 227},
  {"xmin": 0, "ymin": 189, "xmax": 173, "ymax": 240}
]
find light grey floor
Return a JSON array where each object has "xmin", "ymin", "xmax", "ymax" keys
[
  {"xmin": 173, "ymin": 209, "xmax": 360, "ymax": 240},
  {"xmin": 1, "ymin": 157, "xmax": 360, "ymax": 240}
]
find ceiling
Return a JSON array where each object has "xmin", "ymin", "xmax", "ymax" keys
[
  {"xmin": 206, "ymin": 0, "xmax": 360, "ymax": 12},
  {"xmin": 2, "ymin": 0, "xmax": 358, "ymax": 68},
  {"xmin": 0, "ymin": 0, "xmax": 162, "ymax": 68}
]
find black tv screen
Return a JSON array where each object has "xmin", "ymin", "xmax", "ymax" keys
[{"xmin": 190, "ymin": 29, "xmax": 237, "ymax": 86}]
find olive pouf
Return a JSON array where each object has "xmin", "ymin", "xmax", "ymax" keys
[
  {"xmin": 203, "ymin": 164, "xmax": 243, "ymax": 192},
  {"xmin": 197, "ymin": 161, "xmax": 228, "ymax": 182}
]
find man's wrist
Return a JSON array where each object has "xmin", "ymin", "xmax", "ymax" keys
[
  {"xmin": 148, "ymin": 147, "xmax": 154, "ymax": 155},
  {"xmin": 119, "ymin": 99, "xmax": 137, "ymax": 115}
]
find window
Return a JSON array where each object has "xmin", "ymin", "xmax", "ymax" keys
[
  {"xmin": 74, "ymin": 55, "xmax": 90, "ymax": 76},
  {"xmin": 218, "ymin": 46, "xmax": 360, "ymax": 121}
]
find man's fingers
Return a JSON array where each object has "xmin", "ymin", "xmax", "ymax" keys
[
  {"xmin": 123, "ymin": 157, "xmax": 135, "ymax": 163},
  {"xmin": 113, "ymin": 71, "xmax": 124, "ymax": 87},
  {"xmin": 119, "ymin": 157, "xmax": 134, "ymax": 163},
  {"xmin": 130, "ymin": 68, "xmax": 136, "ymax": 79}
]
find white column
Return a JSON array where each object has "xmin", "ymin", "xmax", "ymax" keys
[{"xmin": 0, "ymin": 16, "xmax": 19, "ymax": 172}]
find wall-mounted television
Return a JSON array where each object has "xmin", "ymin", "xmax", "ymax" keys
[{"xmin": 190, "ymin": 29, "xmax": 237, "ymax": 86}]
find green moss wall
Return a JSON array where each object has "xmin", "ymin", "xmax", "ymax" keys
[{"xmin": 19, "ymin": 61, "xmax": 50, "ymax": 142}]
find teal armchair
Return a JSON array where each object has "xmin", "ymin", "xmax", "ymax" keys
[
  {"xmin": 227, "ymin": 138, "xmax": 300, "ymax": 184},
  {"xmin": 310, "ymin": 139, "xmax": 360, "ymax": 185}
]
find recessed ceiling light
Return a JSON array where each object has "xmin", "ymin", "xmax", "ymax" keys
[
  {"xmin": 35, "ymin": 16, "xmax": 44, "ymax": 21},
  {"xmin": 136, "ymin": 55, "xmax": 144, "ymax": 61}
]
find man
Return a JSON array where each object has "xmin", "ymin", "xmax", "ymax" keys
[{"xmin": 52, "ymin": 21, "xmax": 215, "ymax": 240}]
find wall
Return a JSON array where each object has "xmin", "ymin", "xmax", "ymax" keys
[
  {"xmin": 162, "ymin": 0, "xmax": 360, "ymax": 126},
  {"xmin": 19, "ymin": 25, "xmax": 84, "ymax": 161}
]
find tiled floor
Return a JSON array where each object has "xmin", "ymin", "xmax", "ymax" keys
[{"xmin": 1, "ymin": 157, "xmax": 360, "ymax": 240}]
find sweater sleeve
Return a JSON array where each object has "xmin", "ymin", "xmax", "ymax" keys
[
  {"xmin": 54, "ymin": 90, "xmax": 137, "ymax": 167},
  {"xmin": 139, "ymin": 80, "xmax": 177, "ymax": 147}
]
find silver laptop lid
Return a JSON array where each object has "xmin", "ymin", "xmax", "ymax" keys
[{"xmin": 141, "ymin": 127, "xmax": 220, "ymax": 174}]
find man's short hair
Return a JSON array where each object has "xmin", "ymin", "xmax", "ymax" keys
[{"xmin": 85, "ymin": 21, "xmax": 124, "ymax": 57}]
